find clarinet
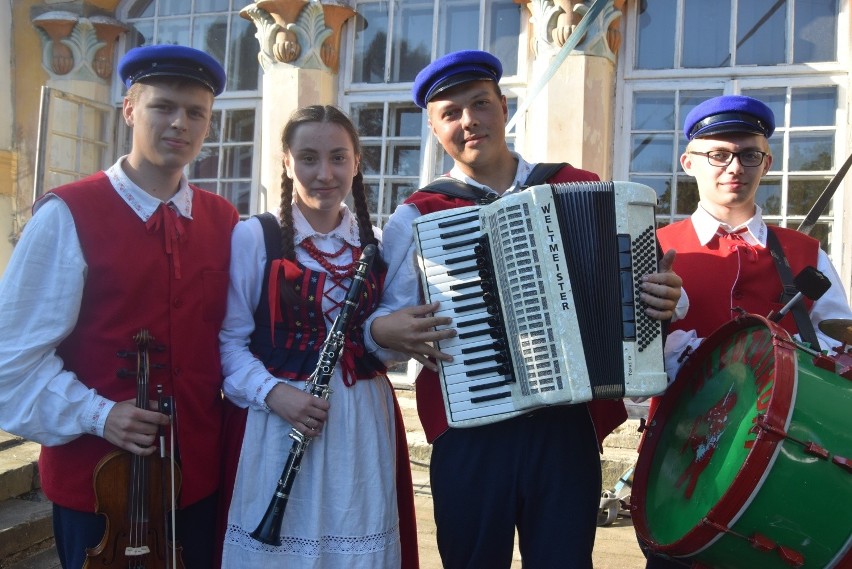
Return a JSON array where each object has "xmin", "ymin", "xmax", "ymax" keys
[{"xmin": 250, "ymin": 244, "xmax": 378, "ymax": 546}]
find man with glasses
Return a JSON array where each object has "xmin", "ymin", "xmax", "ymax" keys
[
  {"xmin": 642, "ymin": 94, "xmax": 852, "ymax": 569},
  {"xmin": 657, "ymin": 94, "xmax": 851, "ymax": 365}
]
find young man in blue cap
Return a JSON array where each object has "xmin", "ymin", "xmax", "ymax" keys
[
  {"xmin": 660, "ymin": 94, "xmax": 851, "ymax": 373},
  {"xmin": 642, "ymin": 94, "xmax": 852, "ymax": 568},
  {"xmin": 364, "ymin": 49, "xmax": 685, "ymax": 568},
  {"xmin": 0, "ymin": 44, "xmax": 238, "ymax": 568}
]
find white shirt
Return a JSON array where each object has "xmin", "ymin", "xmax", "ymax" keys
[
  {"xmin": 663, "ymin": 204, "xmax": 852, "ymax": 378},
  {"xmin": 0, "ymin": 158, "xmax": 195, "ymax": 445}
]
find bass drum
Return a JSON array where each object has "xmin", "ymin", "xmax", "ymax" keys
[{"xmin": 633, "ymin": 314, "xmax": 852, "ymax": 568}]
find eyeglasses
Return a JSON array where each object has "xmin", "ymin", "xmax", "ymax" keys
[{"xmin": 688, "ymin": 150, "xmax": 768, "ymax": 168}]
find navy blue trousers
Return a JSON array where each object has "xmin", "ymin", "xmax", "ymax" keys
[
  {"xmin": 430, "ymin": 404, "xmax": 601, "ymax": 569},
  {"xmin": 53, "ymin": 492, "xmax": 217, "ymax": 569}
]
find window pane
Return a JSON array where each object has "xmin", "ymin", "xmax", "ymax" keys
[
  {"xmin": 361, "ymin": 145, "xmax": 382, "ymax": 176},
  {"xmin": 631, "ymin": 176, "xmax": 672, "ymax": 216},
  {"xmin": 488, "ymin": 2, "xmax": 521, "ymax": 76},
  {"xmin": 392, "ymin": 105, "xmax": 422, "ymax": 137},
  {"xmin": 208, "ymin": 110, "xmax": 223, "ymax": 143},
  {"xmin": 195, "ymin": 0, "xmax": 230, "ymax": 13},
  {"xmin": 352, "ymin": 3, "xmax": 388, "ymax": 83},
  {"xmin": 789, "ymin": 178, "xmax": 833, "ymax": 215},
  {"xmin": 755, "ymin": 178, "xmax": 781, "ymax": 215},
  {"xmin": 388, "ymin": 144, "xmax": 420, "ymax": 176},
  {"xmin": 222, "ymin": 181, "xmax": 252, "ymax": 216},
  {"xmin": 388, "ymin": 181, "xmax": 417, "ymax": 209},
  {"xmin": 683, "ymin": 0, "xmax": 730, "ymax": 68},
  {"xmin": 441, "ymin": 1, "xmax": 478, "ymax": 55},
  {"xmin": 636, "ymin": 0, "xmax": 676, "ymax": 70},
  {"xmin": 351, "ymin": 103, "xmax": 384, "ymax": 137},
  {"xmin": 365, "ymin": 181, "xmax": 379, "ymax": 216},
  {"xmin": 191, "ymin": 146, "xmax": 219, "ymax": 178},
  {"xmin": 767, "ymin": 139, "xmax": 784, "ymax": 172},
  {"xmin": 393, "ymin": 2, "xmax": 432, "ymax": 83},
  {"xmin": 805, "ymin": 222, "xmax": 831, "ymax": 251},
  {"xmin": 675, "ymin": 176, "xmax": 699, "ymax": 215},
  {"xmin": 158, "ymin": 0, "xmax": 190, "ymax": 16},
  {"xmin": 155, "ymin": 18, "xmax": 190, "ymax": 46},
  {"xmin": 736, "ymin": 0, "xmax": 786, "ymax": 66},
  {"xmin": 128, "ymin": 21, "xmax": 154, "ymax": 48},
  {"xmin": 630, "ymin": 133, "xmax": 674, "ymax": 173},
  {"xmin": 788, "ymin": 133, "xmax": 833, "ymax": 170},
  {"xmin": 790, "ymin": 86, "xmax": 836, "ymax": 127},
  {"xmin": 633, "ymin": 93, "xmax": 675, "ymax": 131},
  {"xmin": 222, "ymin": 146, "xmax": 253, "ymax": 178},
  {"xmin": 229, "ymin": 13, "xmax": 260, "ymax": 91},
  {"xmin": 794, "ymin": 0, "xmax": 838, "ymax": 63},
  {"xmin": 224, "ymin": 110, "xmax": 255, "ymax": 143},
  {"xmin": 193, "ymin": 15, "xmax": 227, "ymax": 63}
]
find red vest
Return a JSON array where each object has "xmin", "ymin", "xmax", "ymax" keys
[
  {"xmin": 405, "ymin": 165, "xmax": 627, "ymax": 448},
  {"xmin": 38, "ymin": 172, "xmax": 238, "ymax": 512},
  {"xmin": 657, "ymin": 218, "xmax": 819, "ymax": 339}
]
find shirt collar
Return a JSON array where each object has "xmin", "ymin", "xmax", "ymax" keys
[
  {"xmin": 447, "ymin": 152, "xmax": 530, "ymax": 196},
  {"xmin": 291, "ymin": 202, "xmax": 361, "ymax": 247},
  {"xmin": 691, "ymin": 203, "xmax": 767, "ymax": 247},
  {"xmin": 105, "ymin": 157, "xmax": 194, "ymax": 222}
]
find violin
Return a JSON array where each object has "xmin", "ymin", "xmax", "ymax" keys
[{"xmin": 83, "ymin": 330, "xmax": 184, "ymax": 569}]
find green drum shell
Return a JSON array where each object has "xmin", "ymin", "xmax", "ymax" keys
[{"xmin": 633, "ymin": 316, "xmax": 852, "ymax": 568}]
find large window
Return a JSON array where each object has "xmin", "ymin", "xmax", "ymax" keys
[
  {"xmin": 118, "ymin": 0, "xmax": 262, "ymax": 216},
  {"xmin": 343, "ymin": 0, "xmax": 524, "ymax": 226},
  {"xmin": 618, "ymin": 0, "xmax": 847, "ymax": 259}
]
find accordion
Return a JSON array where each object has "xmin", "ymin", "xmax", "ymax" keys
[{"xmin": 412, "ymin": 181, "xmax": 667, "ymax": 428}]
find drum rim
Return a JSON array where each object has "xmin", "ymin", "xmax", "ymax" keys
[{"xmin": 632, "ymin": 313, "xmax": 797, "ymax": 557}]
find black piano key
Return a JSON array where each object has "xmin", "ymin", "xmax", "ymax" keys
[
  {"xmin": 443, "ymin": 237, "xmax": 480, "ymax": 251},
  {"xmin": 456, "ymin": 317, "xmax": 491, "ymax": 329},
  {"xmin": 447, "ymin": 264, "xmax": 479, "ymax": 277},
  {"xmin": 440, "ymin": 227, "xmax": 480, "ymax": 240},
  {"xmin": 470, "ymin": 391, "xmax": 512, "ymax": 404},
  {"xmin": 452, "ymin": 291, "xmax": 483, "ymax": 302},
  {"xmin": 460, "ymin": 340, "xmax": 504, "ymax": 354},
  {"xmin": 458, "ymin": 329, "xmax": 490, "ymax": 340},
  {"xmin": 455, "ymin": 301, "xmax": 489, "ymax": 314},
  {"xmin": 450, "ymin": 280, "xmax": 482, "ymax": 291},
  {"xmin": 446, "ymin": 253, "xmax": 479, "ymax": 265},
  {"xmin": 438, "ymin": 215, "xmax": 479, "ymax": 228},
  {"xmin": 468, "ymin": 379, "xmax": 513, "ymax": 392}
]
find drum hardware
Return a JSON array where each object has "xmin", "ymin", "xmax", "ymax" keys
[
  {"xmin": 700, "ymin": 519, "xmax": 806, "ymax": 568},
  {"xmin": 819, "ymin": 319, "xmax": 852, "ymax": 345},
  {"xmin": 753, "ymin": 414, "xmax": 852, "ymax": 472}
]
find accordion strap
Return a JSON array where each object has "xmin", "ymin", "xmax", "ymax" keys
[{"xmin": 418, "ymin": 162, "xmax": 568, "ymax": 204}]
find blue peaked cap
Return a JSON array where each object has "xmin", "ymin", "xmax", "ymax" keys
[
  {"xmin": 684, "ymin": 95, "xmax": 775, "ymax": 140},
  {"xmin": 118, "ymin": 44, "xmax": 227, "ymax": 96},
  {"xmin": 412, "ymin": 50, "xmax": 503, "ymax": 109}
]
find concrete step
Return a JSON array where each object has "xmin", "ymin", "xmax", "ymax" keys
[
  {"xmin": 0, "ymin": 491, "xmax": 54, "ymax": 566},
  {"xmin": 0, "ymin": 431, "xmax": 55, "ymax": 569}
]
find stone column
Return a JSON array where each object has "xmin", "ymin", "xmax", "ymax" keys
[
  {"xmin": 240, "ymin": 0, "xmax": 355, "ymax": 212},
  {"xmin": 518, "ymin": 0, "xmax": 625, "ymax": 179}
]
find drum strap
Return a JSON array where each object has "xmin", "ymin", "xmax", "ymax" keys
[{"xmin": 766, "ymin": 229, "xmax": 820, "ymax": 349}]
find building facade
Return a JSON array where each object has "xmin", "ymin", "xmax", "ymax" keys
[{"xmin": 1, "ymin": 0, "xmax": 849, "ymax": 303}]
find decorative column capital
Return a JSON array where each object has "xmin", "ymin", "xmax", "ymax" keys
[
  {"xmin": 32, "ymin": 11, "xmax": 127, "ymax": 81},
  {"xmin": 241, "ymin": 0, "xmax": 356, "ymax": 73},
  {"xmin": 520, "ymin": 0, "xmax": 624, "ymax": 61}
]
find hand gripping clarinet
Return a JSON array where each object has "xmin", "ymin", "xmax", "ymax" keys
[{"xmin": 250, "ymin": 244, "xmax": 378, "ymax": 546}]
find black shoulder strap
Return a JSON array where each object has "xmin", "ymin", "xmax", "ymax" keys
[
  {"xmin": 524, "ymin": 162, "xmax": 568, "ymax": 187},
  {"xmin": 765, "ymin": 228, "xmax": 820, "ymax": 349},
  {"xmin": 416, "ymin": 162, "xmax": 570, "ymax": 203},
  {"xmin": 256, "ymin": 211, "xmax": 282, "ymax": 271},
  {"xmin": 418, "ymin": 177, "xmax": 497, "ymax": 204}
]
